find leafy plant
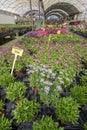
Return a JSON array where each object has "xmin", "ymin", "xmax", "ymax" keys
[
  {"xmin": 84, "ymin": 122, "xmax": 87, "ymax": 130},
  {"xmin": 39, "ymin": 88, "xmax": 60, "ymax": 106},
  {"xmin": 0, "ymin": 73, "xmax": 15, "ymax": 87},
  {"xmin": 80, "ymin": 76, "xmax": 87, "ymax": 86},
  {"xmin": 13, "ymin": 98, "xmax": 40, "ymax": 123},
  {"xmin": 0, "ymin": 100, "xmax": 4, "ymax": 111},
  {"xmin": 55, "ymin": 97, "xmax": 79, "ymax": 124},
  {"xmin": 33, "ymin": 116, "xmax": 64, "ymax": 130},
  {"xmin": 0, "ymin": 115, "xmax": 12, "ymax": 130},
  {"xmin": 70, "ymin": 85, "xmax": 87, "ymax": 105},
  {"xmin": 6, "ymin": 82, "xmax": 26, "ymax": 101}
]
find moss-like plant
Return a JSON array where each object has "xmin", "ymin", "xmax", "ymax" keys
[
  {"xmin": 0, "ymin": 115, "xmax": 12, "ymax": 130},
  {"xmin": 0, "ymin": 100, "xmax": 4, "ymax": 111},
  {"xmin": 39, "ymin": 88, "xmax": 60, "ymax": 106},
  {"xmin": 70, "ymin": 85, "xmax": 87, "ymax": 105},
  {"xmin": 0, "ymin": 73, "xmax": 14, "ymax": 87},
  {"xmin": 13, "ymin": 98, "xmax": 40, "ymax": 123},
  {"xmin": 84, "ymin": 122, "xmax": 87, "ymax": 130},
  {"xmin": 6, "ymin": 82, "xmax": 26, "ymax": 101},
  {"xmin": 80, "ymin": 76, "xmax": 87, "ymax": 86},
  {"xmin": 55, "ymin": 97, "xmax": 79, "ymax": 124},
  {"xmin": 33, "ymin": 116, "xmax": 64, "ymax": 130}
]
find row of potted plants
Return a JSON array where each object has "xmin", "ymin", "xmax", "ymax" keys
[{"xmin": 0, "ymin": 32, "xmax": 87, "ymax": 129}]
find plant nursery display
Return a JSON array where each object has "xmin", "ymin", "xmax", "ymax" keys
[{"xmin": 0, "ymin": 28, "xmax": 87, "ymax": 130}]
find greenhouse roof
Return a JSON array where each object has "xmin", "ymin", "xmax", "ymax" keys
[{"xmin": 0, "ymin": 0, "xmax": 87, "ymax": 17}]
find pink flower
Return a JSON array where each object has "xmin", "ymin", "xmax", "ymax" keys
[
  {"xmin": 0, "ymin": 51, "xmax": 2, "ymax": 55},
  {"xmin": 55, "ymin": 61, "xmax": 60, "ymax": 65},
  {"xmin": 64, "ymin": 63, "xmax": 68, "ymax": 67},
  {"xmin": 74, "ymin": 58, "xmax": 78, "ymax": 62},
  {"xmin": 77, "ymin": 52, "xmax": 81, "ymax": 56},
  {"xmin": 77, "ymin": 64, "xmax": 81, "ymax": 67}
]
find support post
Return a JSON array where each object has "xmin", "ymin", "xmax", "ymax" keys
[{"xmin": 29, "ymin": 0, "xmax": 33, "ymax": 31}]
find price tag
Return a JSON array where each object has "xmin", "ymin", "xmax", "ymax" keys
[{"xmin": 12, "ymin": 46, "xmax": 23, "ymax": 56}]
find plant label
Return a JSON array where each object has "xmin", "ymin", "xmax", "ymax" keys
[
  {"xmin": 11, "ymin": 47, "xmax": 23, "ymax": 75},
  {"xmin": 12, "ymin": 46, "xmax": 23, "ymax": 56}
]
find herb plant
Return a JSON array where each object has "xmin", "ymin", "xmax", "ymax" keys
[
  {"xmin": 70, "ymin": 85, "xmax": 87, "ymax": 105},
  {"xmin": 0, "ymin": 73, "xmax": 14, "ymax": 87},
  {"xmin": 0, "ymin": 115, "xmax": 12, "ymax": 130},
  {"xmin": 84, "ymin": 122, "xmax": 87, "ymax": 130},
  {"xmin": 0, "ymin": 100, "xmax": 4, "ymax": 111},
  {"xmin": 6, "ymin": 82, "xmax": 26, "ymax": 101},
  {"xmin": 55, "ymin": 97, "xmax": 79, "ymax": 124},
  {"xmin": 33, "ymin": 116, "xmax": 64, "ymax": 130},
  {"xmin": 80, "ymin": 76, "xmax": 87, "ymax": 86},
  {"xmin": 13, "ymin": 98, "xmax": 40, "ymax": 123}
]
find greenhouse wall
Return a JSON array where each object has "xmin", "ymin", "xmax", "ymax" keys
[
  {"xmin": 0, "ymin": 11, "xmax": 15, "ymax": 24},
  {"xmin": 74, "ymin": 13, "xmax": 87, "ymax": 22}
]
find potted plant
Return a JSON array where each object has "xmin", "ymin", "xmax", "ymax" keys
[
  {"xmin": 55, "ymin": 97, "xmax": 79, "ymax": 124},
  {"xmin": 0, "ymin": 100, "xmax": 4, "ymax": 111},
  {"xmin": 84, "ymin": 122, "xmax": 87, "ymax": 130},
  {"xmin": 13, "ymin": 98, "xmax": 40, "ymax": 123},
  {"xmin": 33, "ymin": 116, "xmax": 64, "ymax": 130},
  {"xmin": 70, "ymin": 85, "xmax": 87, "ymax": 105},
  {"xmin": 0, "ymin": 115, "xmax": 12, "ymax": 130},
  {"xmin": 0, "ymin": 100, "xmax": 5, "ymax": 117},
  {"xmin": 80, "ymin": 76, "xmax": 87, "ymax": 86},
  {"xmin": 39, "ymin": 87, "xmax": 60, "ymax": 106},
  {"xmin": 6, "ymin": 82, "xmax": 26, "ymax": 101},
  {"xmin": 0, "ymin": 72, "xmax": 15, "ymax": 87}
]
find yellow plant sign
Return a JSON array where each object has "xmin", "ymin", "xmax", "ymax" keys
[
  {"xmin": 57, "ymin": 30, "xmax": 61, "ymax": 34},
  {"xmin": 12, "ymin": 46, "xmax": 23, "ymax": 56}
]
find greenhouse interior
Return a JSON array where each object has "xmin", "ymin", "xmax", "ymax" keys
[{"xmin": 0, "ymin": 0, "xmax": 87, "ymax": 130}]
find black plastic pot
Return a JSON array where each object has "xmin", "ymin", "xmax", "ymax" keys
[
  {"xmin": 5, "ymin": 101, "xmax": 16, "ymax": 119},
  {"xmin": 24, "ymin": 80, "xmax": 30, "ymax": 88},
  {"xmin": 79, "ymin": 105, "xmax": 87, "ymax": 124},
  {"xmin": 64, "ymin": 124, "xmax": 84, "ymax": 130},
  {"xmin": 12, "ymin": 120, "xmax": 19, "ymax": 130},
  {"xmin": 40, "ymin": 104, "xmax": 57, "ymax": 120},
  {"xmin": 17, "ymin": 122, "xmax": 32, "ymax": 130},
  {"xmin": 0, "ymin": 86, "xmax": 6, "ymax": 101}
]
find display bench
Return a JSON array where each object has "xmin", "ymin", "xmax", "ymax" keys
[{"xmin": 0, "ymin": 26, "xmax": 32, "ymax": 45}]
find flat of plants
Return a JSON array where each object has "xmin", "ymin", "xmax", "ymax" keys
[{"xmin": 0, "ymin": 32, "xmax": 87, "ymax": 130}]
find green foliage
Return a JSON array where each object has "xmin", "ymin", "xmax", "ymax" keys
[
  {"xmin": 39, "ymin": 88, "xmax": 60, "ymax": 106},
  {"xmin": 70, "ymin": 85, "xmax": 87, "ymax": 105},
  {"xmin": 6, "ymin": 82, "xmax": 26, "ymax": 101},
  {"xmin": 0, "ymin": 116, "xmax": 12, "ymax": 130},
  {"xmin": 33, "ymin": 116, "xmax": 64, "ymax": 130},
  {"xmin": 13, "ymin": 98, "xmax": 40, "ymax": 123},
  {"xmin": 80, "ymin": 76, "xmax": 87, "ymax": 86},
  {"xmin": 84, "ymin": 122, "xmax": 87, "ymax": 130},
  {"xmin": 55, "ymin": 97, "xmax": 79, "ymax": 124},
  {"xmin": 0, "ymin": 100, "xmax": 4, "ymax": 111},
  {"xmin": 0, "ymin": 73, "xmax": 14, "ymax": 87}
]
